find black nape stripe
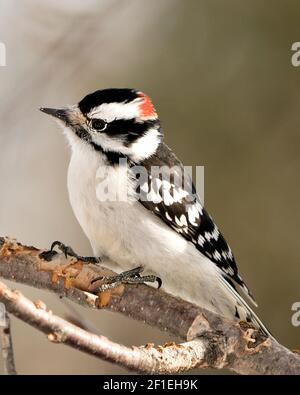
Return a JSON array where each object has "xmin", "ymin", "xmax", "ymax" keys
[
  {"xmin": 91, "ymin": 142, "xmax": 129, "ymax": 166},
  {"xmin": 79, "ymin": 88, "xmax": 139, "ymax": 114}
]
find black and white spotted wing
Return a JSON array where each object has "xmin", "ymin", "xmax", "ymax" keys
[{"xmin": 137, "ymin": 143, "xmax": 256, "ymax": 304}]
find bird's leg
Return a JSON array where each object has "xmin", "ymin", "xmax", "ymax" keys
[
  {"xmin": 91, "ymin": 266, "xmax": 162, "ymax": 293},
  {"xmin": 39, "ymin": 241, "xmax": 100, "ymax": 264}
]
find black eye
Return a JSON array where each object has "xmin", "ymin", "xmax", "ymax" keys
[{"xmin": 90, "ymin": 119, "xmax": 107, "ymax": 131}]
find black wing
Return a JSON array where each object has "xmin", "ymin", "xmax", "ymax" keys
[{"xmin": 135, "ymin": 142, "xmax": 255, "ymax": 303}]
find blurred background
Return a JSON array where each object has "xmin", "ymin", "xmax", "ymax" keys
[{"xmin": 0, "ymin": 0, "xmax": 300, "ymax": 374}]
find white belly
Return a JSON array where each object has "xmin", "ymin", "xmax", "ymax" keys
[{"xmin": 66, "ymin": 141, "xmax": 240, "ymax": 318}]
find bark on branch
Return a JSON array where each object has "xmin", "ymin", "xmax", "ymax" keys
[{"xmin": 0, "ymin": 236, "xmax": 299, "ymax": 375}]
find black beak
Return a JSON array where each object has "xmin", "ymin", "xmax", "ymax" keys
[{"xmin": 40, "ymin": 107, "xmax": 69, "ymax": 123}]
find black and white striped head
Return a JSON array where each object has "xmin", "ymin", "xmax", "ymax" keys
[{"xmin": 40, "ymin": 88, "xmax": 162, "ymax": 163}]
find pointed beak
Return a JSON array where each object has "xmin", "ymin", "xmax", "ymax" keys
[{"xmin": 40, "ymin": 107, "xmax": 69, "ymax": 123}]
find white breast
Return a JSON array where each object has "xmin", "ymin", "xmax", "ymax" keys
[
  {"xmin": 67, "ymin": 137, "xmax": 188, "ymax": 268},
  {"xmin": 65, "ymin": 132, "xmax": 248, "ymax": 321}
]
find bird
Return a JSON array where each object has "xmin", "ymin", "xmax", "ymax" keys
[{"xmin": 40, "ymin": 88, "xmax": 270, "ymax": 335}]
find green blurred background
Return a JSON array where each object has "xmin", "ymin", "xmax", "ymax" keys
[{"xmin": 0, "ymin": 0, "xmax": 299, "ymax": 374}]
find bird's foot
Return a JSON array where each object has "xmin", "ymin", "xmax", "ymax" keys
[
  {"xmin": 39, "ymin": 241, "xmax": 100, "ymax": 264},
  {"xmin": 91, "ymin": 266, "xmax": 162, "ymax": 293}
]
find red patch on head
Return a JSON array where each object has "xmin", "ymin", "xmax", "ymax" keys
[{"xmin": 138, "ymin": 92, "xmax": 157, "ymax": 118}]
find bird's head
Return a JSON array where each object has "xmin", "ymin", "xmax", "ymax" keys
[{"xmin": 40, "ymin": 88, "xmax": 162, "ymax": 162}]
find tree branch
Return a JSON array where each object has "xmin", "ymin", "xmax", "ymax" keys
[{"xmin": 0, "ymin": 236, "xmax": 299, "ymax": 375}]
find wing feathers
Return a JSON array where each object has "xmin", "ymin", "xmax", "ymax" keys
[{"xmin": 135, "ymin": 142, "xmax": 269, "ymax": 333}]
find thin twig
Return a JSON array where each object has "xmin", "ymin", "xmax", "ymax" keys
[
  {"xmin": 0, "ymin": 307, "xmax": 17, "ymax": 375},
  {"xmin": 0, "ymin": 280, "xmax": 205, "ymax": 374}
]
